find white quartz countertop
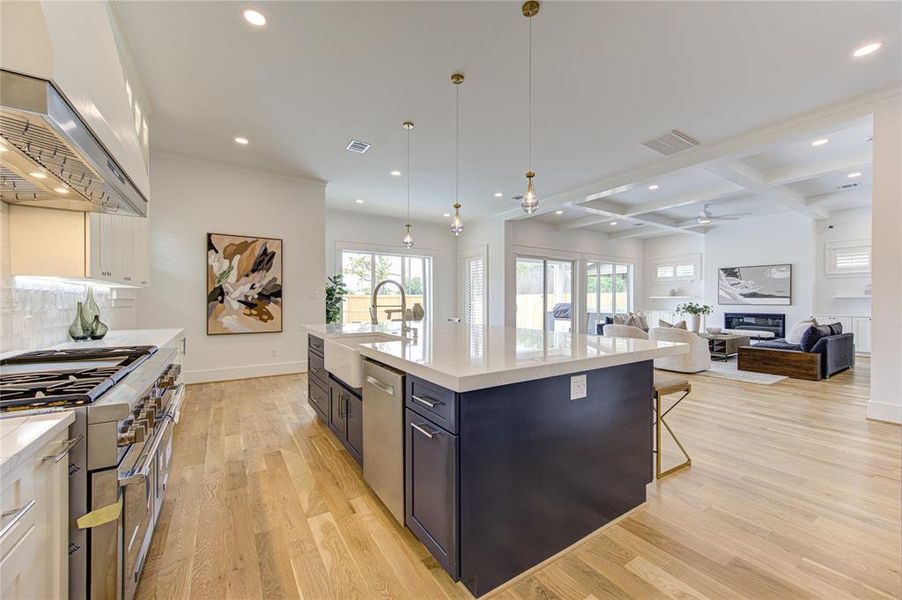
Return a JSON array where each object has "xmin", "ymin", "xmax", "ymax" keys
[
  {"xmin": 0, "ymin": 411, "xmax": 75, "ymax": 478},
  {"xmin": 48, "ymin": 328, "xmax": 185, "ymax": 351},
  {"xmin": 303, "ymin": 323, "xmax": 687, "ymax": 392}
]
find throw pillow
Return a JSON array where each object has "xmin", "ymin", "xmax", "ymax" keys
[
  {"xmin": 786, "ymin": 317, "xmax": 818, "ymax": 345},
  {"xmin": 658, "ymin": 319, "xmax": 687, "ymax": 330},
  {"xmin": 800, "ymin": 324, "xmax": 832, "ymax": 352},
  {"xmin": 634, "ymin": 312, "xmax": 650, "ymax": 331},
  {"xmin": 826, "ymin": 322, "xmax": 843, "ymax": 335}
]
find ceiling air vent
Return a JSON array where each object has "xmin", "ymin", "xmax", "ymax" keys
[
  {"xmin": 346, "ymin": 140, "xmax": 371, "ymax": 154},
  {"xmin": 837, "ymin": 182, "xmax": 861, "ymax": 190},
  {"xmin": 641, "ymin": 130, "xmax": 700, "ymax": 156}
]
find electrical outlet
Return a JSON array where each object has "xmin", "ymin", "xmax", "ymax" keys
[
  {"xmin": 270, "ymin": 348, "xmax": 278, "ymax": 358},
  {"xmin": 570, "ymin": 374, "xmax": 587, "ymax": 400}
]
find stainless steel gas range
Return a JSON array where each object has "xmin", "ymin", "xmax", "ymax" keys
[{"xmin": 0, "ymin": 333, "xmax": 185, "ymax": 600}]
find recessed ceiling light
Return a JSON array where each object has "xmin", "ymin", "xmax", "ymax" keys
[
  {"xmin": 811, "ymin": 138, "xmax": 829, "ymax": 147},
  {"xmin": 390, "ymin": 170, "xmax": 401, "ymax": 177},
  {"xmin": 554, "ymin": 210, "xmax": 564, "ymax": 215},
  {"xmin": 648, "ymin": 184, "xmax": 659, "ymax": 190},
  {"xmin": 494, "ymin": 192, "xmax": 503, "ymax": 198},
  {"xmin": 30, "ymin": 171, "xmax": 47, "ymax": 179},
  {"xmin": 234, "ymin": 136, "xmax": 249, "ymax": 145},
  {"xmin": 698, "ymin": 217, "xmax": 712, "ymax": 224},
  {"xmin": 847, "ymin": 172, "xmax": 862, "ymax": 179},
  {"xmin": 54, "ymin": 187, "xmax": 69, "ymax": 194},
  {"xmin": 609, "ymin": 221, "xmax": 618, "ymax": 226},
  {"xmin": 852, "ymin": 41, "xmax": 884, "ymax": 58},
  {"xmin": 355, "ymin": 198, "xmax": 365, "ymax": 204},
  {"xmin": 243, "ymin": 8, "xmax": 266, "ymax": 27},
  {"xmin": 443, "ymin": 213, "xmax": 451, "ymax": 218}
]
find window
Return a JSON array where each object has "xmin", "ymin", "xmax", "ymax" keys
[
  {"xmin": 586, "ymin": 261, "xmax": 633, "ymax": 332},
  {"xmin": 516, "ymin": 257, "xmax": 574, "ymax": 332},
  {"xmin": 340, "ymin": 250, "xmax": 430, "ymax": 323},
  {"xmin": 462, "ymin": 255, "xmax": 486, "ymax": 325},
  {"xmin": 652, "ymin": 254, "xmax": 700, "ymax": 283},
  {"xmin": 825, "ymin": 239, "xmax": 871, "ymax": 276}
]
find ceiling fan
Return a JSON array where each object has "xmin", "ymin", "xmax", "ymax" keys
[{"xmin": 696, "ymin": 203, "xmax": 749, "ymax": 224}]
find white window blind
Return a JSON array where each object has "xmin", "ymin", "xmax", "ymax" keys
[
  {"xmin": 825, "ymin": 240, "xmax": 871, "ymax": 276},
  {"xmin": 675, "ymin": 263, "xmax": 695, "ymax": 278},
  {"xmin": 656, "ymin": 265, "xmax": 674, "ymax": 279},
  {"xmin": 464, "ymin": 257, "xmax": 486, "ymax": 325}
]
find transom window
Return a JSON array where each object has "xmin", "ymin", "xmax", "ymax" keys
[
  {"xmin": 653, "ymin": 255, "xmax": 700, "ymax": 282},
  {"xmin": 825, "ymin": 239, "xmax": 871, "ymax": 276}
]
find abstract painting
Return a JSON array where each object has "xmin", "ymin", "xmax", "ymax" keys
[
  {"xmin": 207, "ymin": 233, "xmax": 283, "ymax": 334},
  {"xmin": 718, "ymin": 264, "xmax": 791, "ymax": 306}
]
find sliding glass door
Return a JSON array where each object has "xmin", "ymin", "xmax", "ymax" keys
[
  {"xmin": 586, "ymin": 261, "xmax": 632, "ymax": 333},
  {"xmin": 516, "ymin": 257, "xmax": 574, "ymax": 332},
  {"xmin": 340, "ymin": 250, "xmax": 430, "ymax": 324}
]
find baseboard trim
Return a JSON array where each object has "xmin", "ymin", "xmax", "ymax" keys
[
  {"xmin": 185, "ymin": 360, "xmax": 306, "ymax": 384},
  {"xmin": 867, "ymin": 401, "xmax": 902, "ymax": 425}
]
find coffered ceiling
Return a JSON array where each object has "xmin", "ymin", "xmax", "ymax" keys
[{"xmin": 114, "ymin": 1, "xmax": 901, "ymax": 224}]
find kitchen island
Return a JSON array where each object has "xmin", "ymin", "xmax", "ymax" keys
[{"xmin": 302, "ymin": 322, "xmax": 687, "ymax": 597}]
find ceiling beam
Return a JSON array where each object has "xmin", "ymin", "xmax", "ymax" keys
[
  {"xmin": 763, "ymin": 151, "xmax": 871, "ymax": 187},
  {"xmin": 703, "ymin": 159, "xmax": 830, "ymax": 219},
  {"xmin": 805, "ymin": 188, "xmax": 871, "ymax": 209},
  {"xmin": 486, "ymin": 83, "xmax": 898, "ymax": 224}
]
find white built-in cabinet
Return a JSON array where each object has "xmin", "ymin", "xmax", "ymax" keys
[
  {"xmin": 0, "ymin": 425, "xmax": 70, "ymax": 600},
  {"xmin": 814, "ymin": 315, "xmax": 871, "ymax": 355},
  {"xmin": 9, "ymin": 205, "xmax": 151, "ymax": 287}
]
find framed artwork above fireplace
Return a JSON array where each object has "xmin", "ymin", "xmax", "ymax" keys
[{"xmin": 718, "ymin": 264, "xmax": 791, "ymax": 306}]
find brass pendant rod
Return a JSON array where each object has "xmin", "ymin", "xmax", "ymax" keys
[{"xmin": 528, "ymin": 14, "xmax": 532, "ymax": 172}]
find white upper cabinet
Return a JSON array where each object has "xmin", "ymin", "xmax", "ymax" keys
[{"xmin": 0, "ymin": 1, "xmax": 150, "ymax": 199}]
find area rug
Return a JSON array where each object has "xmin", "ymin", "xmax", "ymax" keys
[{"xmin": 696, "ymin": 359, "xmax": 788, "ymax": 385}]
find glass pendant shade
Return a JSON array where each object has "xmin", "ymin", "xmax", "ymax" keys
[
  {"xmin": 520, "ymin": 171, "xmax": 538, "ymax": 214},
  {"xmin": 450, "ymin": 202, "xmax": 464, "ymax": 236},
  {"xmin": 402, "ymin": 223, "xmax": 414, "ymax": 249}
]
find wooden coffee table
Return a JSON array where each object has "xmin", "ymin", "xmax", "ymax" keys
[{"xmin": 699, "ymin": 333, "xmax": 751, "ymax": 361}]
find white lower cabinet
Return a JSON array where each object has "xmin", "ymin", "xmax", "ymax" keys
[
  {"xmin": 814, "ymin": 315, "xmax": 870, "ymax": 355},
  {"xmin": 0, "ymin": 428, "xmax": 69, "ymax": 600},
  {"xmin": 10, "ymin": 205, "xmax": 151, "ymax": 287}
]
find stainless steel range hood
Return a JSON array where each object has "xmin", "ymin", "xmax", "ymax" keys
[{"xmin": 0, "ymin": 69, "xmax": 148, "ymax": 216}]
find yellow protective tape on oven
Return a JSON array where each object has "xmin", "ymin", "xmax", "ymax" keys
[{"xmin": 77, "ymin": 499, "xmax": 122, "ymax": 529}]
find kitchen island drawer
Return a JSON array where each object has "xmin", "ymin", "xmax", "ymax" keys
[
  {"xmin": 308, "ymin": 377, "xmax": 329, "ymax": 420},
  {"xmin": 308, "ymin": 335, "xmax": 325, "ymax": 355},
  {"xmin": 308, "ymin": 351, "xmax": 328, "ymax": 388},
  {"xmin": 406, "ymin": 375, "xmax": 458, "ymax": 434}
]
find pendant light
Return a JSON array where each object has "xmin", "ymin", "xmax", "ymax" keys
[
  {"xmin": 450, "ymin": 73, "xmax": 465, "ymax": 236},
  {"xmin": 520, "ymin": 0, "xmax": 540, "ymax": 214},
  {"xmin": 402, "ymin": 121, "xmax": 414, "ymax": 248}
]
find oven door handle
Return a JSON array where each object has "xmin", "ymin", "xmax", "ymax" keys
[
  {"xmin": 119, "ymin": 420, "xmax": 169, "ymax": 488},
  {"xmin": 166, "ymin": 384, "xmax": 186, "ymax": 424}
]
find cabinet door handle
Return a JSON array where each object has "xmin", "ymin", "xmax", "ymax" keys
[
  {"xmin": 0, "ymin": 500, "xmax": 36, "ymax": 540},
  {"xmin": 412, "ymin": 394, "xmax": 442, "ymax": 409},
  {"xmin": 411, "ymin": 422, "xmax": 436, "ymax": 439},
  {"xmin": 43, "ymin": 435, "xmax": 83, "ymax": 463}
]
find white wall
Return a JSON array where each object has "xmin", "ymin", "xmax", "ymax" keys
[
  {"xmin": 704, "ymin": 212, "xmax": 815, "ymax": 332},
  {"xmin": 138, "ymin": 153, "xmax": 325, "ymax": 384},
  {"xmin": 868, "ymin": 94, "xmax": 902, "ymax": 424},
  {"xmin": 643, "ymin": 234, "xmax": 705, "ymax": 314},
  {"xmin": 814, "ymin": 206, "xmax": 872, "ymax": 317},
  {"xmin": 325, "ymin": 209, "xmax": 458, "ymax": 323}
]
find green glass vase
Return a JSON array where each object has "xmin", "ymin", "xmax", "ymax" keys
[
  {"xmin": 68, "ymin": 302, "xmax": 90, "ymax": 341},
  {"xmin": 89, "ymin": 315, "xmax": 109, "ymax": 340}
]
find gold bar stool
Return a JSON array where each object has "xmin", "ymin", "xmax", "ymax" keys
[{"xmin": 652, "ymin": 373, "xmax": 692, "ymax": 478}]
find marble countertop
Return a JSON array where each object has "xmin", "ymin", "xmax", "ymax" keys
[
  {"xmin": 0, "ymin": 411, "xmax": 75, "ymax": 478},
  {"xmin": 303, "ymin": 322, "xmax": 687, "ymax": 392},
  {"xmin": 49, "ymin": 328, "xmax": 185, "ymax": 351}
]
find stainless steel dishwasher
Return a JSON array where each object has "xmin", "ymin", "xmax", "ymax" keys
[{"xmin": 362, "ymin": 359, "xmax": 406, "ymax": 523}]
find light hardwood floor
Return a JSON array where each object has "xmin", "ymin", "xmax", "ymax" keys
[{"xmin": 136, "ymin": 359, "xmax": 901, "ymax": 600}]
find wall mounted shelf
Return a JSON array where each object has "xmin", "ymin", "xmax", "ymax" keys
[
  {"xmin": 648, "ymin": 295, "xmax": 698, "ymax": 300},
  {"xmin": 832, "ymin": 295, "xmax": 871, "ymax": 299}
]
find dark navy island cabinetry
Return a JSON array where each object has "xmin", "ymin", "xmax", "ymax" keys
[
  {"xmin": 303, "ymin": 324, "xmax": 680, "ymax": 599},
  {"xmin": 307, "ymin": 334, "xmax": 363, "ymax": 466},
  {"xmin": 405, "ymin": 361, "xmax": 653, "ymax": 597}
]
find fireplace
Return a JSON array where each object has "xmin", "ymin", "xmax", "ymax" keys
[{"xmin": 724, "ymin": 313, "xmax": 786, "ymax": 338}]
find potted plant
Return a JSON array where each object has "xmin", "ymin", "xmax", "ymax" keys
[
  {"xmin": 675, "ymin": 301, "xmax": 713, "ymax": 333},
  {"xmin": 325, "ymin": 274, "xmax": 348, "ymax": 324}
]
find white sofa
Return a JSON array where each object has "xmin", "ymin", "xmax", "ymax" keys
[
  {"xmin": 601, "ymin": 324, "xmax": 648, "ymax": 339},
  {"xmin": 649, "ymin": 327, "xmax": 711, "ymax": 373}
]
